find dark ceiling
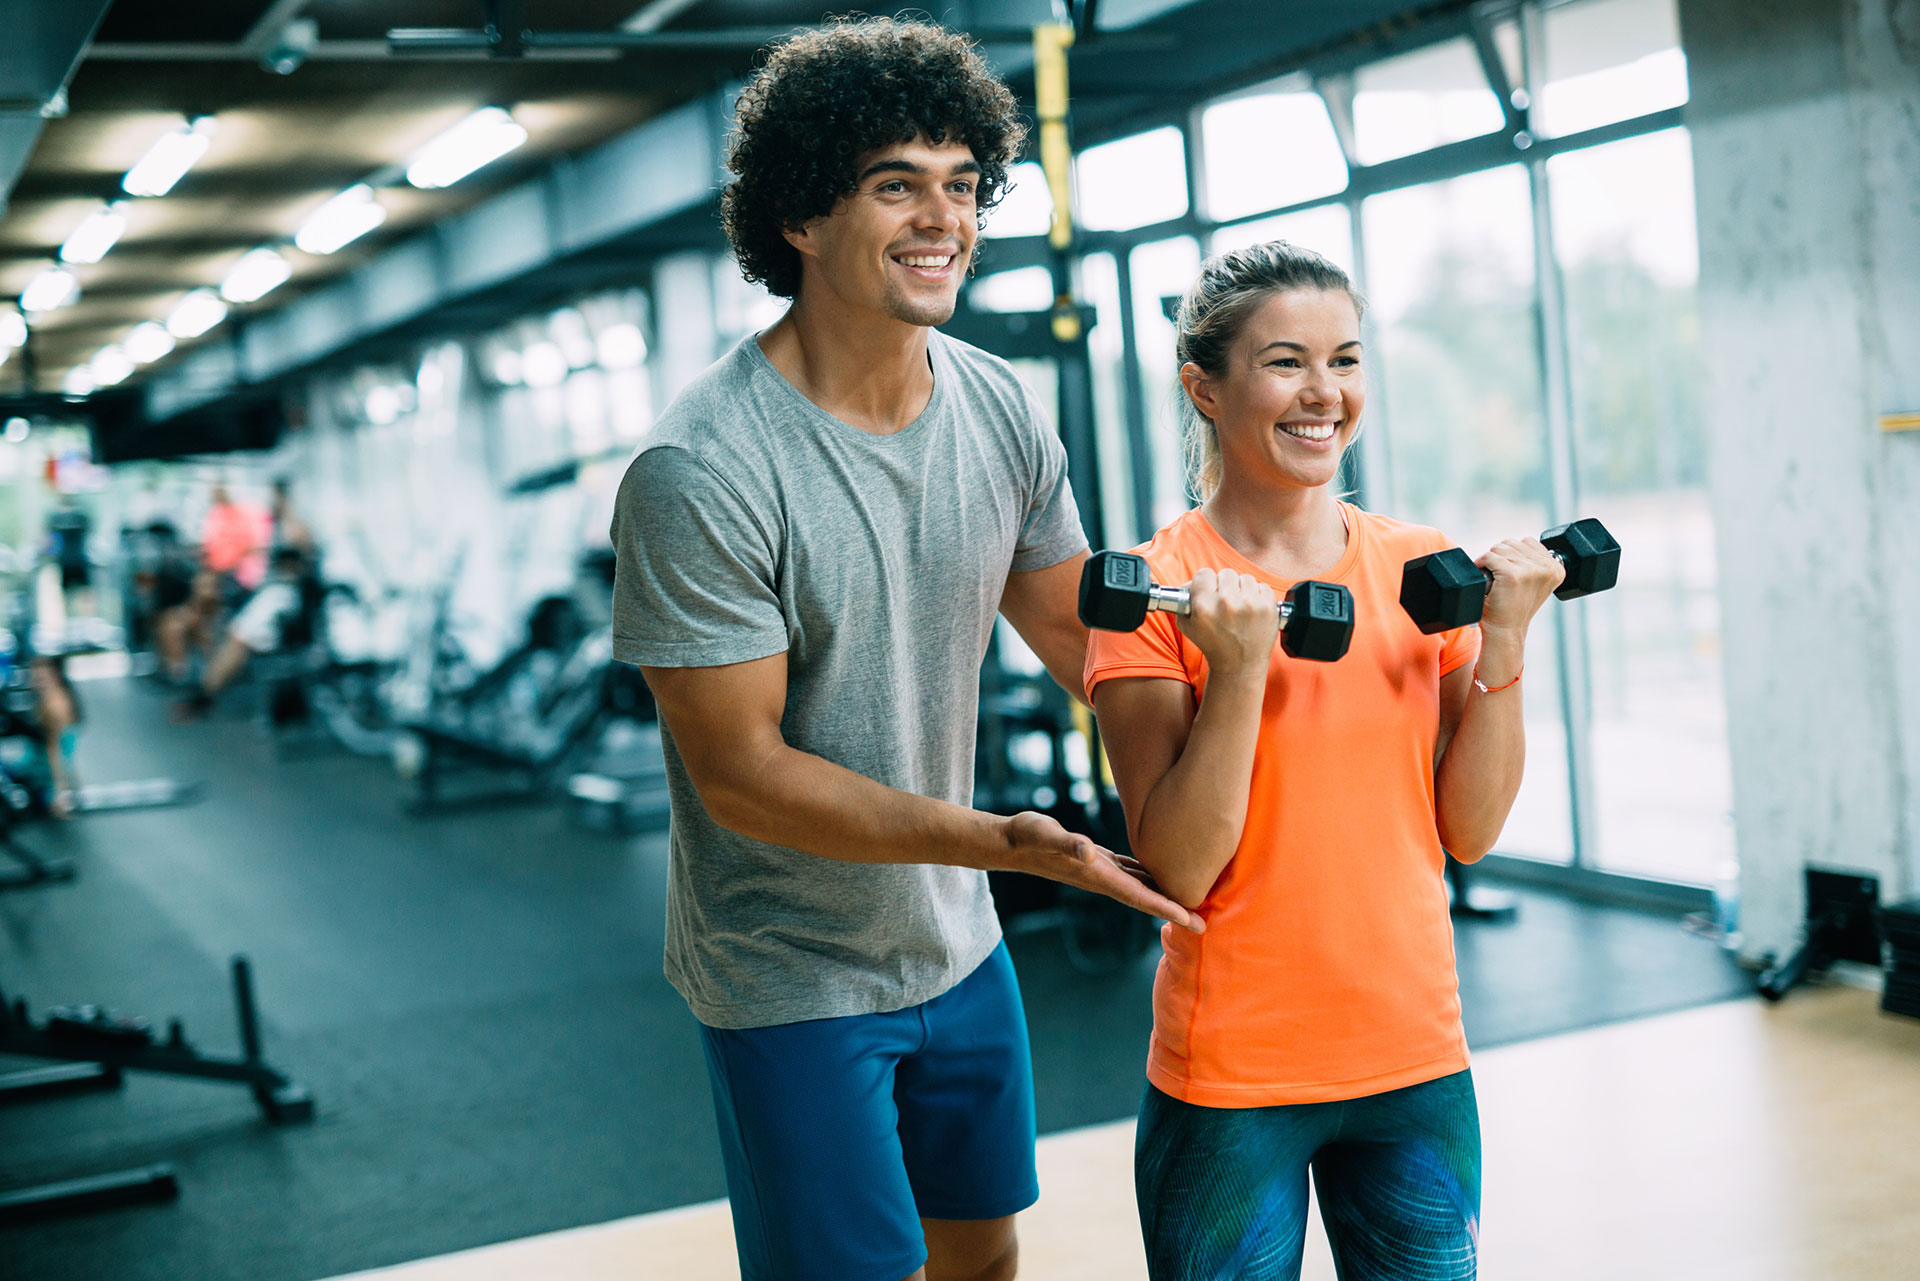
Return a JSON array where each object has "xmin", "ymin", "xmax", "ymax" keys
[{"xmin": 0, "ymin": 0, "xmax": 1475, "ymax": 400}]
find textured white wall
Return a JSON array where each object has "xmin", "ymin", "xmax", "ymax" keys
[{"xmin": 1680, "ymin": 0, "xmax": 1920, "ymax": 959}]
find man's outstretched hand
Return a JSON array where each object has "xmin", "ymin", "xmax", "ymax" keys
[{"xmin": 999, "ymin": 810, "xmax": 1206, "ymax": 934}]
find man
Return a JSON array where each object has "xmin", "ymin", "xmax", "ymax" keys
[{"xmin": 610, "ymin": 19, "xmax": 1201, "ymax": 1281}]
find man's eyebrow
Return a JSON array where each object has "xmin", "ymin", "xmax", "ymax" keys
[
  {"xmin": 856, "ymin": 157, "xmax": 984, "ymax": 182},
  {"xmin": 1254, "ymin": 339, "xmax": 1364, "ymax": 354}
]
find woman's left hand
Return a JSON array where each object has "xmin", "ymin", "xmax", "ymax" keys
[{"xmin": 1477, "ymin": 536, "xmax": 1566, "ymax": 634}]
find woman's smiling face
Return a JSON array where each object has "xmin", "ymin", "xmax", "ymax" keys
[{"xmin": 1186, "ymin": 287, "xmax": 1366, "ymax": 496}]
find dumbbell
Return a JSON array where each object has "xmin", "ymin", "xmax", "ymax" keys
[
  {"xmin": 1399, "ymin": 518, "xmax": 1621, "ymax": 635},
  {"xmin": 1078, "ymin": 551, "xmax": 1355, "ymax": 661}
]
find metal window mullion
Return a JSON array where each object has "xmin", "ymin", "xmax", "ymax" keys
[
  {"xmin": 1519, "ymin": 0, "xmax": 1597, "ymax": 871},
  {"xmin": 1345, "ymin": 194, "xmax": 1390, "ymax": 512},
  {"xmin": 1110, "ymin": 248, "xmax": 1156, "ymax": 542}
]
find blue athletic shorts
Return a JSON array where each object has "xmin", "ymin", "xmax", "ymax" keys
[
  {"xmin": 698, "ymin": 941, "xmax": 1040, "ymax": 1281},
  {"xmin": 1136, "ymin": 1069, "xmax": 1482, "ymax": 1281}
]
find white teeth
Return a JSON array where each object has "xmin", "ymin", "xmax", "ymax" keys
[
  {"xmin": 1281, "ymin": 422, "xmax": 1337, "ymax": 441},
  {"xmin": 897, "ymin": 255, "xmax": 952, "ymax": 268}
]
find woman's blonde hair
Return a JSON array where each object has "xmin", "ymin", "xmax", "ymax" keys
[{"xmin": 1174, "ymin": 240, "xmax": 1366, "ymax": 502}]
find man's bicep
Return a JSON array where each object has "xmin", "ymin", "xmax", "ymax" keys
[
  {"xmin": 1000, "ymin": 551, "xmax": 1090, "ymax": 698},
  {"xmin": 640, "ymin": 653, "xmax": 790, "ymax": 799}
]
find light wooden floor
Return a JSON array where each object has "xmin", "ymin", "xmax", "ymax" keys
[{"xmin": 329, "ymin": 985, "xmax": 1920, "ymax": 1281}]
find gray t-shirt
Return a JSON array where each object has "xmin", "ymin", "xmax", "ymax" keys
[{"xmin": 610, "ymin": 330, "xmax": 1086, "ymax": 1029}]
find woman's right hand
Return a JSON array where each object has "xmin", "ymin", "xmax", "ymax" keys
[{"xmin": 1177, "ymin": 568, "xmax": 1279, "ymax": 676}]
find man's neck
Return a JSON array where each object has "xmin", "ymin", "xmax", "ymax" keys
[{"xmin": 757, "ymin": 294, "xmax": 935, "ymax": 436}]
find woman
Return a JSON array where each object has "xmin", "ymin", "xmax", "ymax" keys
[{"xmin": 1084, "ymin": 241, "xmax": 1565, "ymax": 1280}]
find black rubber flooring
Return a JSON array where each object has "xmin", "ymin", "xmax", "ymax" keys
[{"xmin": 0, "ymin": 675, "xmax": 1752, "ymax": 1281}]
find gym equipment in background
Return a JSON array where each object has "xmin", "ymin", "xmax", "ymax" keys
[
  {"xmin": 0, "ymin": 956, "xmax": 313, "ymax": 1224},
  {"xmin": 1756, "ymin": 866, "xmax": 1883, "ymax": 1001}
]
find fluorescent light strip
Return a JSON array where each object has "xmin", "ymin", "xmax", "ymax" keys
[
  {"xmin": 220, "ymin": 248, "xmax": 291, "ymax": 303},
  {"xmin": 60, "ymin": 202, "xmax": 128, "ymax": 265},
  {"xmin": 406, "ymin": 107, "xmax": 528, "ymax": 190},
  {"xmin": 22, "ymin": 266, "xmax": 79, "ymax": 313},
  {"xmin": 90, "ymin": 345, "xmax": 134, "ymax": 387},
  {"xmin": 167, "ymin": 288, "xmax": 228, "ymax": 338},
  {"xmin": 123, "ymin": 321, "xmax": 176, "ymax": 364},
  {"xmin": 63, "ymin": 367, "xmax": 95, "ymax": 397},
  {"xmin": 0, "ymin": 309, "xmax": 24, "ymax": 349},
  {"xmin": 123, "ymin": 116, "xmax": 217, "ymax": 198},
  {"xmin": 295, "ymin": 184, "xmax": 388, "ymax": 255}
]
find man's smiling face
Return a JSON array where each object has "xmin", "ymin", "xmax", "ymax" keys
[{"xmin": 785, "ymin": 134, "xmax": 981, "ymax": 327}]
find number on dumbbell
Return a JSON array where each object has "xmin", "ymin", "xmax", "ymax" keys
[
  {"xmin": 1078, "ymin": 552, "xmax": 1355, "ymax": 662},
  {"xmin": 1399, "ymin": 518, "xmax": 1622, "ymax": 636}
]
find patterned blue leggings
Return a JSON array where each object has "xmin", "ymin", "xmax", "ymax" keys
[{"xmin": 1135, "ymin": 1070, "xmax": 1481, "ymax": 1281}]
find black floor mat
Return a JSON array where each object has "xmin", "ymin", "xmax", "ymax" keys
[{"xmin": 0, "ymin": 676, "xmax": 1751, "ymax": 1281}]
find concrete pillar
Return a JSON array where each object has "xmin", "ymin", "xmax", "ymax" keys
[{"xmin": 1680, "ymin": 0, "xmax": 1920, "ymax": 960}]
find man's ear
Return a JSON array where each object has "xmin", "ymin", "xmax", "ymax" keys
[{"xmin": 781, "ymin": 221, "xmax": 817, "ymax": 259}]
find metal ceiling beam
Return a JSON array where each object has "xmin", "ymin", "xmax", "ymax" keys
[
  {"xmin": 1, "ymin": 0, "xmax": 117, "ymax": 213},
  {"xmin": 621, "ymin": 0, "xmax": 706, "ymax": 33}
]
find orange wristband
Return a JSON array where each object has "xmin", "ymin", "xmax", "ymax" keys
[{"xmin": 1472, "ymin": 663, "xmax": 1522, "ymax": 694}]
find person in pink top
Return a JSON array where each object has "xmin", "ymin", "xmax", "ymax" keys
[
  {"xmin": 155, "ymin": 483, "xmax": 271, "ymax": 682},
  {"xmin": 200, "ymin": 483, "xmax": 271, "ymax": 591}
]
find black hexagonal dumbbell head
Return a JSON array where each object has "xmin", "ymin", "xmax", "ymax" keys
[
  {"xmin": 1281, "ymin": 580, "xmax": 1355, "ymax": 662},
  {"xmin": 1541, "ymin": 518, "xmax": 1622, "ymax": 600},
  {"xmin": 1399, "ymin": 547, "xmax": 1487, "ymax": 636},
  {"xmin": 1079, "ymin": 551, "xmax": 1154, "ymax": 632}
]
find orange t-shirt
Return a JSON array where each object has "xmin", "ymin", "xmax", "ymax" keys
[{"xmin": 1085, "ymin": 503, "xmax": 1480, "ymax": 1107}]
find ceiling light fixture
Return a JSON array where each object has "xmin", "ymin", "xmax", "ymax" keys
[
  {"xmin": 406, "ymin": 107, "xmax": 528, "ymax": 190},
  {"xmin": 122, "ymin": 116, "xmax": 218, "ymax": 198},
  {"xmin": 90, "ymin": 345, "xmax": 135, "ymax": 387},
  {"xmin": 0, "ymin": 308, "xmax": 25, "ymax": 348},
  {"xmin": 220, "ymin": 248, "xmax": 292, "ymax": 303},
  {"xmin": 62, "ymin": 367, "xmax": 96, "ymax": 398},
  {"xmin": 294, "ymin": 184, "xmax": 388, "ymax": 255},
  {"xmin": 22, "ymin": 265, "xmax": 80, "ymax": 313},
  {"xmin": 521, "ymin": 341, "xmax": 568, "ymax": 388},
  {"xmin": 166, "ymin": 288, "xmax": 229, "ymax": 338},
  {"xmin": 3, "ymin": 417, "xmax": 26, "ymax": 442},
  {"xmin": 595, "ymin": 321, "xmax": 647, "ymax": 369},
  {"xmin": 59, "ymin": 202, "xmax": 129, "ymax": 265},
  {"xmin": 123, "ymin": 321, "xmax": 176, "ymax": 364}
]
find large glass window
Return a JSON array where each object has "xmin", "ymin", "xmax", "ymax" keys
[
  {"xmin": 1200, "ymin": 85, "xmax": 1348, "ymax": 221},
  {"xmin": 1364, "ymin": 166, "xmax": 1572, "ymax": 863},
  {"xmin": 1078, "ymin": 127, "xmax": 1189, "ymax": 233},
  {"xmin": 987, "ymin": 161, "xmax": 1055, "ymax": 239},
  {"xmin": 966, "ymin": 266, "xmax": 1055, "ymax": 314},
  {"xmin": 1126, "ymin": 237, "xmax": 1204, "ymax": 529},
  {"xmin": 1210, "ymin": 204, "xmax": 1354, "ymax": 275},
  {"xmin": 1549, "ymin": 128, "xmax": 1727, "ymax": 884},
  {"xmin": 1537, "ymin": 0, "xmax": 1688, "ymax": 138},
  {"xmin": 1353, "ymin": 38, "xmax": 1506, "ymax": 166}
]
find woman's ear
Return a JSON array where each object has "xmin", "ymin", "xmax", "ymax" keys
[{"xmin": 1179, "ymin": 362, "xmax": 1218, "ymax": 422}]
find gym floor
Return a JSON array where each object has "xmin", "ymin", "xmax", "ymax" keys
[{"xmin": 3, "ymin": 673, "xmax": 1761, "ymax": 1281}]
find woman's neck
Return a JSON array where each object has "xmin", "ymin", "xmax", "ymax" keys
[{"xmin": 1200, "ymin": 479, "xmax": 1349, "ymax": 580}]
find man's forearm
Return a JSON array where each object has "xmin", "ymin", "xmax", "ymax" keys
[{"xmin": 702, "ymin": 742, "xmax": 1014, "ymax": 870}]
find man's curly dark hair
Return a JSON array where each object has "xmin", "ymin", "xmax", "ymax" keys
[{"xmin": 722, "ymin": 17, "xmax": 1029, "ymax": 299}]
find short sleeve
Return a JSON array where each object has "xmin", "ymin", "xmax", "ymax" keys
[
  {"xmin": 1437, "ymin": 621, "xmax": 1480, "ymax": 678},
  {"xmin": 1011, "ymin": 397, "xmax": 1089, "ymax": 573},
  {"xmin": 1084, "ymin": 605, "xmax": 1192, "ymax": 699},
  {"xmin": 1427, "ymin": 528, "xmax": 1482, "ymax": 677},
  {"xmin": 610, "ymin": 445, "xmax": 789, "ymax": 669}
]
